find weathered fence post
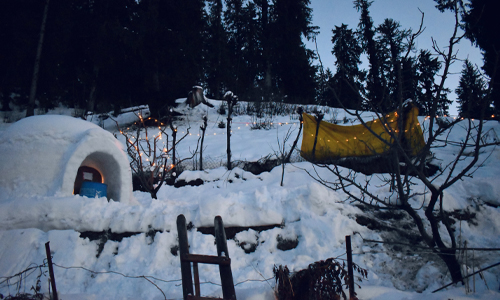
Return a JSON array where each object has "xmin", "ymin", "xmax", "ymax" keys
[
  {"xmin": 345, "ymin": 235, "xmax": 355, "ymax": 300},
  {"xmin": 199, "ymin": 115, "xmax": 207, "ymax": 170},
  {"xmin": 44, "ymin": 242, "xmax": 59, "ymax": 300},
  {"xmin": 214, "ymin": 216, "xmax": 236, "ymax": 300},
  {"xmin": 311, "ymin": 112, "xmax": 324, "ymax": 162},
  {"xmin": 177, "ymin": 214, "xmax": 194, "ymax": 299}
]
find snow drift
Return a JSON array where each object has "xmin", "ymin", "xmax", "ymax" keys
[{"xmin": 0, "ymin": 115, "xmax": 133, "ymax": 204}]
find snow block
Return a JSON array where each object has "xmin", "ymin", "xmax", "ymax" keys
[{"xmin": 0, "ymin": 115, "xmax": 133, "ymax": 204}]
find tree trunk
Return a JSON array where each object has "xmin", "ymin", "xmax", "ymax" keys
[
  {"xmin": 438, "ymin": 248, "xmax": 463, "ymax": 284},
  {"xmin": 26, "ymin": 0, "xmax": 50, "ymax": 117},
  {"xmin": 86, "ymin": 66, "xmax": 99, "ymax": 114}
]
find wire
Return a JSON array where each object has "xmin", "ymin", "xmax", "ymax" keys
[{"xmin": 53, "ymin": 263, "xmax": 182, "ymax": 284}]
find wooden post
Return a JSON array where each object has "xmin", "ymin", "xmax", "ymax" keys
[
  {"xmin": 44, "ymin": 242, "xmax": 59, "ymax": 300},
  {"xmin": 345, "ymin": 235, "xmax": 355, "ymax": 300},
  {"xmin": 199, "ymin": 115, "xmax": 207, "ymax": 170},
  {"xmin": 177, "ymin": 214, "xmax": 194, "ymax": 299},
  {"xmin": 214, "ymin": 216, "xmax": 236, "ymax": 300},
  {"xmin": 193, "ymin": 262, "xmax": 201, "ymax": 297},
  {"xmin": 311, "ymin": 112, "xmax": 323, "ymax": 161}
]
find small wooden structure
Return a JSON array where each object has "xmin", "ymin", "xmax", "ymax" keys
[{"xmin": 177, "ymin": 214, "xmax": 236, "ymax": 300}]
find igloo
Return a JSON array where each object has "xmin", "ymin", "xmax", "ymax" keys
[{"xmin": 0, "ymin": 115, "xmax": 134, "ymax": 204}]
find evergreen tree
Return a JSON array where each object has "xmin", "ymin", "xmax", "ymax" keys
[
  {"xmin": 0, "ymin": 0, "xmax": 47, "ymax": 111},
  {"xmin": 456, "ymin": 60, "xmax": 486, "ymax": 119},
  {"xmin": 317, "ymin": 67, "xmax": 334, "ymax": 106},
  {"xmin": 329, "ymin": 23, "xmax": 364, "ymax": 109},
  {"xmin": 224, "ymin": 0, "xmax": 261, "ymax": 102},
  {"xmin": 376, "ymin": 18, "xmax": 410, "ymax": 110},
  {"xmin": 268, "ymin": 0, "xmax": 318, "ymax": 104},
  {"xmin": 462, "ymin": 0, "xmax": 499, "ymax": 114},
  {"xmin": 137, "ymin": 0, "xmax": 206, "ymax": 116},
  {"xmin": 415, "ymin": 50, "xmax": 451, "ymax": 116},
  {"xmin": 354, "ymin": 0, "xmax": 384, "ymax": 110},
  {"xmin": 205, "ymin": 0, "xmax": 228, "ymax": 99},
  {"xmin": 400, "ymin": 56, "xmax": 419, "ymax": 103},
  {"xmin": 254, "ymin": 0, "xmax": 272, "ymax": 101}
]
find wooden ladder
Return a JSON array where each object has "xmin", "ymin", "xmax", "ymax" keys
[{"xmin": 177, "ymin": 214, "xmax": 237, "ymax": 300}]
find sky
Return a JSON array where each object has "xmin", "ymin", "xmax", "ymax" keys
[{"xmin": 305, "ymin": 0, "xmax": 483, "ymax": 115}]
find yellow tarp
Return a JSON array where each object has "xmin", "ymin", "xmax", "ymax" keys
[{"xmin": 301, "ymin": 106, "xmax": 426, "ymax": 161}]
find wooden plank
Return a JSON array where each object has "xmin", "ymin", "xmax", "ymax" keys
[
  {"xmin": 346, "ymin": 235, "xmax": 355, "ymax": 300},
  {"xmin": 181, "ymin": 253, "xmax": 231, "ymax": 265},
  {"xmin": 177, "ymin": 214, "xmax": 194, "ymax": 299},
  {"xmin": 193, "ymin": 262, "xmax": 200, "ymax": 297},
  {"xmin": 186, "ymin": 295, "xmax": 223, "ymax": 300},
  {"xmin": 214, "ymin": 216, "xmax": 237, "ymax": 300}
]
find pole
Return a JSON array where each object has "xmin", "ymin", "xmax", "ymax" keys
[
  {"xmin": 214, "ymin": 216, "xmax": 236, "ymax": 299},
  {"xmin": 44, "ymin": 242, "xmax": 59, "ymax": 300},
  {"xmin": 177, "ymin": 214, "xmax": 194, "ymax": 299},
  {"xmin": 346, "ymin": 235, "xmax": 355, "ymax": 300}
]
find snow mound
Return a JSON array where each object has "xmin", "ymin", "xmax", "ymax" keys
[{"xmin": 0, "ymin": 115, "xmax": 134, "ymax": 204}]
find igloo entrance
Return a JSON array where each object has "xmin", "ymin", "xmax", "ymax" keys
[
  {"xmin": 74, "ymin": 166, "xmax": 103, "ymax": 195},
  {"xmin": 71, "ymin": 151, "xmax": 123, "ymax": 201}
]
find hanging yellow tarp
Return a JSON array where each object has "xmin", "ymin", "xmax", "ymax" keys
[{"xmin": 300, "ymin": 106, "xmax": 426, "ymax": 161}]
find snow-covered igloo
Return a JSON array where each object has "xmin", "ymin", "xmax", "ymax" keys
[{"xmin": 0, "ymin": 115, "xmax": 134, "ymax": 204}]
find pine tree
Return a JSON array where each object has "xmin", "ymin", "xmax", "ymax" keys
[
  {"xmin": 205, "ymin": 0, "xmax": 228, "ymax": 99},
  {"xmin": 415, "ymin": 50, "xmax": 451, "ymax": 116},
  {"xmin": 456, "ymin": 60, "xmax": 486, "ymax": 119},
  {"xmin": 330, "ymin": 23, "xmax": 364, "ymax": 109},
  {"xmin": 463, "ymin": 0, "xmax": 499, "ymax": 113},
  {"xmin": 416, "ymin": 50, "xmax": 440, "ymax": 115},
  {"xmin": 354, "ymin": 0, "xmax": 384, "ymax": 110},
  {"xmin": 268, "ymin": 0, "xmax": 318, "ymax": 104},
  {"xmin": 224, "ymin": 0, "xmax": 261, "ymax": 101},
  {"xmin": 376, "ymin": 18, "xmax": 410, "ymax": 111}
]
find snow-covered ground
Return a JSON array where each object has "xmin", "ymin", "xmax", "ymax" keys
[{"xmin": 1, "ymin": 100, "xmax": 500, "ymax": 300}]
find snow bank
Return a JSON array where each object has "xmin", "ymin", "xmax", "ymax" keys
[{"xmin": 0, "ymin": 115, "xmax": 134, "ymax": 204}]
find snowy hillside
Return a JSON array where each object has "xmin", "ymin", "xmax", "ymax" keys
[{"xmin": 1, "ymin": 101, "xmax": 500, "ymax": 300}]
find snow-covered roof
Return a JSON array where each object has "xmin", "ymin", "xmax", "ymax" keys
[{"xmin": 0, "ymin": 115, "xmax": 134, "ymax": 204}]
